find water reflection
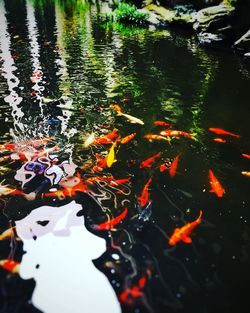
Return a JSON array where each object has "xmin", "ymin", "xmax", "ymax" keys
[{"xmin": 0, "ymin": 0, "xmax": 250, "ymax": 313}]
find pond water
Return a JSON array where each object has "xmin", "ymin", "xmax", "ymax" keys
[{"xmin": 0, "ymin": 0, "xmax": 250, "ymax": 313}]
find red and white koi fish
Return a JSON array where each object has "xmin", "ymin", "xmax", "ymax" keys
[
  {"xmin": 208, "ymin": 169, "xmax": 225, "ymax": 197},
  {"xmin": 209, "ymin": 128, "xmax": 240, "ymax": 138},
  {"xmin": 160, "ymin": 130, "xmax": 195, "ymax": 139},
  {"xmin": 95, "ymin": 207, "xmax": 128, "ymax": 230},
  {"xmin": 144, "ymin": 134, "xmax": 170, "ymax": 142},
  {"xmin": 110, "ymin": 105, "xmax": 144, "ymax": 125},
  {"xmin": 168, "ymin": 155, "xmax": 180, "ymax": 178},
  {"xmin": 140, "ymin": 152, "xmax": 161, "ymax": 169},
  {"xmin": 0, "ymin": 259, "xmax": 20, "ymax": 273},
  {"xmin": 154, "ymin": 120, "xmax": 172, "ymax": 127},
  {"xmin": 137, "ymin": 177, "xmax": 152, "ymax": 207},
  {"xmin": 242, "ymin": 153, "xmax": 250, "ymax": 160},
  {"xmin": 213, "ymin": 138, "xmax": 227, "ymax": 143},
  {"xmin": 169, "ymin": 210, "xmax": 202, "ymax": 246},
  {"xmin": 120, "ymin": 133, "xmax": 136, "ymax": 144}
]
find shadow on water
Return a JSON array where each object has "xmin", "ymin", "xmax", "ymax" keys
[{"xmin": 0, "ymin": 0, "xmax": 250, "ymax": 312}]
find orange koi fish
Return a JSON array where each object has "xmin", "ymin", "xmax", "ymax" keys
[
  {"xmin": 168, "ymin": 155, "xmax": 180, "ymax": 178},
  {"xmin": 110, "ymin": 104, "xmax": 122, "ymax": 113},
  {"xmin": 109, "ymin": 177, "xmax": 131, "ymax": 186},
  {"xmin": 168, "ymin": 210, "xmax": 202, "ymax": 246},
  {"xmin": 93, "ymin": 129, "xmax": 118, "ymax": 145},
  {"xmin": 209, "ymin": 128, "xmax": 240, "ymax": 138},
  {"xmin": 241, "ymin": 171, "xmax": 250, "ymax": 177},
  {"xmin": 95, "ymin": 207, "xmax": 128, "ymax": 230},
  {"xmin": 120, "ymin": 133, "xmax": 136, "ymax": 144},
  {"xmin": 140, "ymin": 152, "xmax": 161, "ymax": 169},
  {"xmin": 154, "ymin": 120, "xmax": 172, "ymax": 127},
  {"xmin": 137, "ymin": 177, "xmax": 152, "ymax": 207},
  {"xmin": 160, "ymin": 130, "xmax": 194, "ymax": 139},
  {"xmin": 92, "ymin": 153, "xmax": 107, "ymax": 172},
  {"xmin": 242, "ymin": 153, "xmax": 250, "ymax": 160},
  {"xmin": 208, "ymin": 169, "xmax": 225, "ymax": 197},
  {"xmin": 0, "ymin": 259, "xmax": 20, "ymax": 273},
  {"xmin": 144, "ymin": 134, "xmax": 170, "ymax": 142},
  {"xmin": 213, "ymin": 138, "xmax": 226, "ymax": 143},
  {"xmin": 159, "ymin": 162, "xmax": 169, "ymax": 172}
]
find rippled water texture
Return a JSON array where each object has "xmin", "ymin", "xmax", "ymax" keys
[{"xmin": 0, "ymin": 0, "xmax": 250, "ymax": 313}]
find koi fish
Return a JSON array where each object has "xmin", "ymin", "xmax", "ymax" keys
[
  {"xmin": 83, "ymin": 133, "xmax": 95, "ymax": 148},
  {"xmin": 241, "ymin": 171, "xmax": 250, "ymax": 177},
  {"xmin": 93, "ymin": 129, "xmax": 118, "ymax": 145},
  {"xmin": 208, "ymin": 169, "xmax": 225, "ymax": 197},
  {"xmin": 120, "ymin": 133, "xmax": 136, "ymax": 144},
  {"xmin": 92, "ymin": 153, "xmax": 107, "ymax": 172},
  {"xmin": 119, "ymin": 273, "xmax": 149, "ymax": 304},
  {"xmin": 95, "ymin": 207, "xmax": 128, "ymax": 230},
  {"xmin": 213, "ymin": 138, "xmax": 226, "ymax": 143},
  {"xmin": 160, "ymin": 130, "xmax": 195, "ymax": 139},
  {"xmin": 168, "ymin": 155, "xmax": 180, "ymax": 178},
  {"xmin": 140, "ymin": 152, "xmax": 161, "ymax": 169},
  {"xmin": 109, "ymin": 177, "xmax": 131, "ymax": 186},
  {"xmin": 209, "ymin": 128, "xmax": 240, "ymax": 138},
  {"xmin": 0, "ymin": 259, "xmax": 20, "ymax": 273},
  {"xmin": 168, "ymin": 210, "xmax": 202, "ymax": 246},
  {"xmin": 144, "ymin": 134, "xmax": 170, "ymax": 142},
  {"xmin": 0, "ymin": 143, "xmax": 16, "ymax": 150},
  {"xmin": 137, "ymin": 177, "xmax": 152, "ymax": 207},
  {"xmin": 242, "ymin": 153, "xmax": 250, "ymax": 160},
  {"xmin": 154, "ymin": 120, "xmax": 172, "ymax": 127},
  {"xmin": 110, "ymin": 105, "xmax": 144, "ymax": 125},
  {"xmin": 106, "ymin": 141, "xmax": 117, "ymax": 168},
  {"xmin": 159, "ymin": 161, "xmax": 170, "ymax": 172}
]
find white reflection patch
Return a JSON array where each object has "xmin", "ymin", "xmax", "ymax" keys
[{"xmin": 15, "ymin": 201, "xmax": 121, "ymax": 313}]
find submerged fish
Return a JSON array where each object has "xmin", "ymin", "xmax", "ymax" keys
[
  {"xmin": 110, "ymin": 105, "xmax": 144, "ymax": 125},
  {"xmin": 83, "ymin": 133, "xmax": 95, "ymax": 148},
  {"xmin": 168, "ymin": 155, "xmax": 180, "ymax": 178},
  {"xmin": 242, "ymin": 153, "xmax": 250, "ymax": 160},
  {"xmin": 120, "ymin": 133, "xmax": 136, "ymax": 144},
  {"xmin": 168, "ymin": 210, "xmax": 202, "ymax": 246},
  {"xmin": 95, "ymin": 207, "xmax": 128, "ymax": 230},
  {"xmin": 213, "ymin": 138, "xmax": 227, "ymax": 143},
  {"xmin": 106, "ymin": 141, "xmax": 118, "ymax": 168},
  {"xmin": 154, "ymin": 120, "xmax": 172, "ymax": 127},
  {"xmin": 209, "ymin": 128, "xmax": 240, "ymax": 138},
  {"xmin": 208, "ymin": 169, "xmax": 225, "ymax": 198},
  {"xmin": 160, "ymin": 130, "xmax": 195, "ymax": 139},
  {"xmin": 0, "ymin": 259, "xmax": 20, "ymax": 273},
  {"xmin": 241, "ymin": 171, "xmax": 250, "ymax": 177},
  {"xmin": 144, "ymin": 134, "xmax": 170, "ymax": 142},
  {"xmin": 140, "ymin": 152, "xmax": 161, "ymax": 169},
  {"xmin": 137, "ymin": 177, "xmax": 152, "ymax": 207}
]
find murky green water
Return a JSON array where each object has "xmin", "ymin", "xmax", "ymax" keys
[{"xmin": 0, "ymin": 0, "xmax": 250, "ymax": 312}]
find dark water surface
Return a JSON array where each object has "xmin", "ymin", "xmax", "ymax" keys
[{"xmin": 0, "ymin": 0, "xmax": 250, "ymax": 313}]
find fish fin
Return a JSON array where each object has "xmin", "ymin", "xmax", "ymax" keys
[{"xmin": 182, "ymin": 236, "xmax": 192, "ymax": 243}]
